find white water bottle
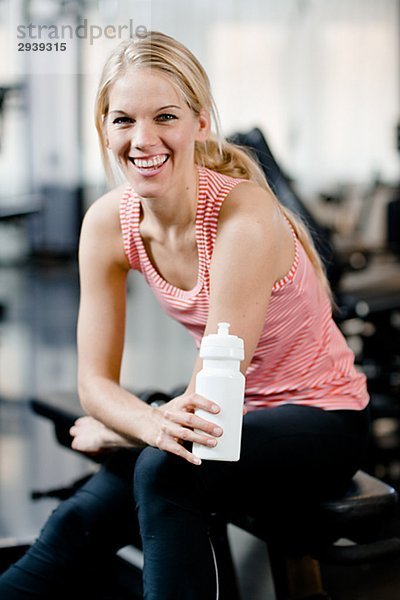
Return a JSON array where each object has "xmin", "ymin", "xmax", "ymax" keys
[{"xmin": 192, "ymin": 322, "xmax": 245, "ymax": 461}]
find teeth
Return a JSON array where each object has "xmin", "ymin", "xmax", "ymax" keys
[{"xmin": 133, "ymin": 154, "xmax": 168, "ymax": 168}]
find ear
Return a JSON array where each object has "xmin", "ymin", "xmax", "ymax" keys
[{"xmin": 195, "ymin": 108, "xmax": 211, "ymax": 143}]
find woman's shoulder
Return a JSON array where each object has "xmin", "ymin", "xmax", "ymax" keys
[
  {"xmin": 218, "ymin": 178, "xmax": 294, "ymax": 253},
  {"xmin": 79, "ymin": 183, "xmax": 132, "ymax": 267},
  {"xmin": 222, "ymin": 178, "xmax": 278, "ymax": 222},
  {"xmin": 79, "ymin": 183, "xmax": 132, "ymax": 269},
  {"xmin": 82, "ymin": 183, "xmax": 128, "ymax": 231},
  {"xmin": 202, "ymin": 166, "xmax": 275, "ymax": 210}
]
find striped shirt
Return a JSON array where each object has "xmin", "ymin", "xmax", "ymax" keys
[{"xmin": 120, "ymin": 165, "xmax": 369, "ymax": 411}]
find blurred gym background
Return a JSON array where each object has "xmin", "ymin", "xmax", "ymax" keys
[{"xmin": 0, "ymin": 1, "xmax": 399, "ymax": 598}]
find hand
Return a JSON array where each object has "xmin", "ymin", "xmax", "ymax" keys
[
  {"xmin": 145, "ymin": 392, "xmax": 222, "ymax": 465},
  {"xmin": 70, "ymin": 416, "xmax": 135, "ymax": 455}
]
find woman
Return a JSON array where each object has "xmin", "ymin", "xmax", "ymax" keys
[{"xmin": 0, "ymin": 31, "xmax": 369, "ymax": 599}]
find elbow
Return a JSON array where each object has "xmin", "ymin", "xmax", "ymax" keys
[
  {"xmin": 77, "ymin": 370, "xmax": 117, "ymax": 419},
  {"xmin": 77, "ymin": 371, "xmax": 98, "ymax": 415}
]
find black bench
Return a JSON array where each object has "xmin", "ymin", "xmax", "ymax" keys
[
  {"xmin": 29, "ymin": 391, "xmax": 400, "ymax": 599},
  {"xmin": 211, "ymin": 470, "xmax": 400, "ymax": 599}
]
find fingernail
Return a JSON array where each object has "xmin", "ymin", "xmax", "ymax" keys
[
  {"xmin": 207, "ymin": 438, "xmax": 217, "ymax": 447},
  {"xmin": 193, "ymin": 456, "xmax": 201, "ymax": 465},
  {"xmin": 213, "ymin": 427, "xmax": 222, "ymax": 436},
  {"xmin": 211, "ymin": 405, "xmax": 219, "ymax": 413}
]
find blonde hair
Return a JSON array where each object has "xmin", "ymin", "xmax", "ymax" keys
[{"xmin": 95, "ymin": 31, "xmax": 332, "ymax": 301}]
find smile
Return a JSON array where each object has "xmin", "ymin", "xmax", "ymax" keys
[{"xmin": 129, "ymin": 154, "xmax": 169, "ymax": 169}]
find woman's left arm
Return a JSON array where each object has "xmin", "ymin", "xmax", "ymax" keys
[{"xmin": 188, "ymin": 181, "xmax": 290, "ymax": 387}]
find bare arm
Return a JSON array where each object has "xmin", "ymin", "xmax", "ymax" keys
[
  {"xmin": 184, "ymin": 181, "xmax": 294, "ymax": 389},
  {"xmin": 76, "ymin": 186, "xmax": 153, "ymax": 445}
]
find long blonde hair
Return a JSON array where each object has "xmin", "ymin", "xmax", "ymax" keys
[{"xmin": 95, "ymin": 30, "xmax": 332, "ymax": 301}]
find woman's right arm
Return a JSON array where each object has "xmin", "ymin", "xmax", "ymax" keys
[{"xmin": 76, "ymin": 187, "xmax": 156, "ymax": 447}]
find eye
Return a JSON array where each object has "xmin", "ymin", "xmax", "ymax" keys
[
  {"xmin": 111, "ymin": 116, "xmax": 133, "ymax": 125},
  {"xmin": 156, "ymin": 113, "xmax": 177, "ymax": 122}
]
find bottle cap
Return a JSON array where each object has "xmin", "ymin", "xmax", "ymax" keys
[{"xmin": 199, "ymin": 322, "xmax": 244, "ymax": 360}]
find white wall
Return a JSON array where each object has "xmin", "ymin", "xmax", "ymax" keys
[
  {"xmin": 209, "ymin": 2, "xmax": 399, "ymax": 194},
  {"xmin": 0, "ymin": 0, "xmax": 399, "ymax": 201}
]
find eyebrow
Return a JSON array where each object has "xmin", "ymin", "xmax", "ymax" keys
[
  {"xmin": 108, "ymin": 105, "xmax": 182, "ymax": 116},
  {"xmin": 158, "ymin": 105, "xmax": 182, "ymax": 111}
]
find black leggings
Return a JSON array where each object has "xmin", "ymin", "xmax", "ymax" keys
[{"xmin": 0, "ymin": 404, "xmax": 370, "ymax": 599}]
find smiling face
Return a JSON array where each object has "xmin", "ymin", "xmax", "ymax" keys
[{"xmin": 105, "ymin": 68, "xmax": 210, "ymax": 198}]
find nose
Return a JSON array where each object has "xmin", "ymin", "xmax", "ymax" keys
[{"xmin": 130, "ymin": 119, "xmax": 158, "ymax": 152}]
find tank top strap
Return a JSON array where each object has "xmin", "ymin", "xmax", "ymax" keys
[
  {"xmin": 272, "ymin": 213, "xmax": 301, "ymax": 292},
  {"xmin": 197, "ymin": 166, "xmax": 248, "ymax": 269},
  {"xmin": 119, "ymin": 186, "xmax": 141, "ymax": 271}
]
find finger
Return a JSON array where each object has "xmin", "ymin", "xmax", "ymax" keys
[
  {"xmin": 71, "ymin": 437, "xmax": 83, "ymax": 451},
  {"xmin": 183, "ymin": 393, "xmax": 220, "ymax": 414},
  {"xmin": 162, "ymin": 421, "xmax": 219, "ymax": 448},
  {"xmin": 162, "ymin": 437, "xmax": 202, "ymax": 465},
  {"xmin": 163, "ymin": 410, "xmax": 223, "ymax": 437}
]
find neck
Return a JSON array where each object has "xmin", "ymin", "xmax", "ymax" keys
[{"xmin": 140, "ymin": 164, "xmax": 199, "ymax": 235}]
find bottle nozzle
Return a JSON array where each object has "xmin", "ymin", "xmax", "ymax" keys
[{"xmin": 217, "ymin": 322, "xmax": 230, "ymax": 336}]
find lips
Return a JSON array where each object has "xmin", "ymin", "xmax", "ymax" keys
[{"xmin": 129, "ymin": 154, "xmax": 169, "ymax": 169}]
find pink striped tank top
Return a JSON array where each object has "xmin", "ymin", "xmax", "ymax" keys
[{"xmin": 120, "ymin": 166, "xmax": 369, "ymax": 411}]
